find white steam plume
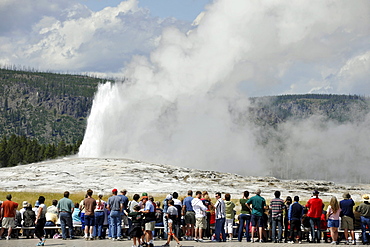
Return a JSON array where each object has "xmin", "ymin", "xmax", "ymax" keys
[{"xmin": 79, "ymin": 0, "xmax": 370, "ymax": 180}]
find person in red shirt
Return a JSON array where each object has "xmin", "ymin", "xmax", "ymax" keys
[
  {"xmin": 0, "ymin": 194, "xmax": 18, "ymax": 240},
  {"xmin": 305, "ymin": 190, "xmax": 323, "ymax": 243}
]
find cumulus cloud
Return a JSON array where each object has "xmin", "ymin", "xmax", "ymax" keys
[{"xmin": 0, "ymin": 0, "xmax": 188, "ymax": 73}]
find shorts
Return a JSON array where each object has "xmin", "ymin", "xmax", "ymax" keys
[
  {"xmin": 225, "ymin": 218, "xmax": 234, "ymax": 233},
  {"xmin": 251, "ymin": 215, "xmax": 264, "ymax": 227},
  {"xmin": 84, "ymin": 214, "xmax": 95, "ymax": 226},
  {"xmin": 129, "ymin": 226, "xmax": 143, "ymax": 238},
  {"xmin": 185, "ymin": 211, "xmax": 196, "ymax": 225},
  {"xmin": 145, "ymin": 221, "xmax": 155, "ymax": 231},
  {"xmin": 195, "ymin": 217, "xmax": 206, "ymax": 229},
  {"xmin": 341, "ymin": 216, "xmax": 354, "ymax": 230},
  {"xmin": 2, "ymin": 217, "xmax": 16, "ymax": 228},
  {"xmin": 121, "ymin": 214, "xmax": 129, "ymax": 226},
  {"xmin": 328, "ymin": 219, "xmax": 339, "ymax": 228}
]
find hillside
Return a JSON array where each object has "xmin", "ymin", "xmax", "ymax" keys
[
  {"xmin": 0, "ymin": 68, "xmax": 108, "ymax": 144},
  {"xmin": 0, "ymin": 68, "xmax": 369, "ymax": 147}
]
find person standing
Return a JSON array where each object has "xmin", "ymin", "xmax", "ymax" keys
[
  {"xmin": 57, "ymin": 191, "xmax": 75, "ymax": 240},
  {"xmin": 270, "ymin": 191, "xmax": 285, "ymax": 243},
  {"xmin": 340, "ymin": 192, "xmax": 356, "ymax": 245},
  {"xmin": 288, "ymin": 196, "xmax": 304, "ymax": 244},
  {"xmin": 238, "ymin": 191, "xmax": 251, "ymax": 242},
  {"xmin": 83, "ymin": 189, "xmax": 97, "ymax": 240},
  {"xmin": 162, "ymin": 194, "xmax": 172, "ymax": 240},
  {"xmin": 141, "ymin": 195, "xmax": 155, "ymax": 247},
  {"xmin": 192, "ymin": 191, "xmax": 208, "ymax": 242},
  {"xmin": 247, "ymin": 189, "xmax": 266, "ymax": 243},
  {"xmin": 326, "ymin": 196, "xmax": 341, "ymax": 245},
  {"xmin": 118, "ymin": 189, "xmax": 129, "ymax": 239},
  {"xmin": 107, "ymin": 188, "xmax": 123, "ymax": 241},
  {"xmin": 214, "ymin": 192, "xmax": 227, "ymax": 242},
  {"xmin": 305, "ymin": 190, "xmax": 323, "ymax": 243},
  {"xmin": 162, "ymin": 200, "xmax": 182, "ymax": 247},
  {"xmin": 94, "ymin": 193, "xmax": 106, "ymax": 240},
  {"xmin": 182, "ymin": 190, "xmax": 195, "ymax": 240},
  {"xmin": 35, "ymin": 196, "xmax": 47, "ymax": 246},
  {"xmin": 0, "ymin": 194, "xmax": 18, "ymax": 240},
  {"xmin": 224, "ymin": 193, "xmax": 235, "ymax": 241},
  {"xmin": 356, "ymin": 194, "xmax": 370, "ymax": 245}
]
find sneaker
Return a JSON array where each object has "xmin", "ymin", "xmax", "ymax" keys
[
  {"xmin": 288, "ymin": 241, "xmax": 295, "ymax": 244},
  {"xmin": 5, "ymin": 236, "xmax": 10, "ymax": 240},
  {"xmin": 251, "ymin": 238, "xmax": 255, "ymax": 243},
  {"xmin": 90, "ymin": 236, "xmax": 94, "ymax": 240},
  {"xmin": 351, "ymin": 240, "xmax": 356, "ymax": 245},
  {"xmin": 259, "ymin": 239, "xmax": 264, "ymax": 243},
  {"xmin": 195, "ymin": 239, "xmax": 199, "ymax": 242},
  {"xmin": 298, "ymin": 241, "xmax": 302, "ymax": 244},
  {"xmin": 176, "ymin": 243, "xmax": 182, "ymax": 247},
  {"xmin": 331, "ymin": 241, "xmax": 337, "ymax": 245},
  {"xmin": 112, "ymin": 238, "xmax": 117, "ymax": 241},
  {"xmin": 198, "ymin": 239, "xmax": 204, "ymax": 242},
  {"xmin": 162, "ymin": 244, "xmax": 170, "ymax": 247},
  {"xmin": 36, "ymin": 241, "xmax": 44, "ymax": 246}
]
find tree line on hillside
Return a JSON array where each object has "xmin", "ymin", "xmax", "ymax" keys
[{"xmin": 0, "ymin": 134, "xmax": 82, "ymax": 168}]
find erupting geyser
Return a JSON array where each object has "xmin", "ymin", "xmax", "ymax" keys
[{"xmin": 79, "ymin": 0, "xmax": 370, "ymax": 183}]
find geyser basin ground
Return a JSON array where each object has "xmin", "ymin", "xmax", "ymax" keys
[{"xmin": 0, "ymin": 157, "xmax": 368, "ymax": 202}]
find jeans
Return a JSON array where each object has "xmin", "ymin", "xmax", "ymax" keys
[
  {"xmin": 60, "ymin": 212, "xmax": 73, "ymax": 239},
  {"xmin": 289, "ymin": 219, "xmax": 302, "ymax": 241},
  {"xmin": 109, "ymin": 210, "xmax": 121, "ymax": 238},
  {"xmin": 215, "ymin": 218, "xmax": 226, "ymax": 242},
  {"xmin": 271, "ymin": 216, "xmax": 283, "ymax": 241},
  {"xmin": 238, "ymin": 214, "xmax": 251, "ymax": 242},
  {"xmin": 94, "ymin": 211, "xmax": 105, "ymax": 237},
  {"xmin": 309, "ymin": 217, "xmax": 321, "ymax": 242},
  {"xmin": 361, "ymin": 216, "xmax": 370, "ymax": 243}
]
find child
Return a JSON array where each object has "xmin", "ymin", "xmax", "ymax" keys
[
  {"xmin": 127, "ymin": 205, "xmax": 143, "ymax": 247},
  {"xmin": 162, "ymin": 200, "xmax": 182, "ymax": 247}
]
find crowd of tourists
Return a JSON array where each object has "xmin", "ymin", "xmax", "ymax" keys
[{"xmin": 0, "ymin": 188, "xmax": 370, "ymax": 246}]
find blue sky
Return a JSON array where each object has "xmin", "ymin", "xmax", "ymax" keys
[{"xmin": 78, "ymin": 0, "xmax": 211, "ymax": 21}]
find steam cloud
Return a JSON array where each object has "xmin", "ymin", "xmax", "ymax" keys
[{"xmin": 79, "ymin": 0, "xmax": 370, "ymax": 182}]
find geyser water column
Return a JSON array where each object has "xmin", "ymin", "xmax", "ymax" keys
[{"xmin": 78, "ymin": 1, "xmax": 268, "ymax": 174}]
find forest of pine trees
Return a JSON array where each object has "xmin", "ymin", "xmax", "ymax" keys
[{"xmin": 0, "ymin": 134, "xmax": 81, "ymax": 167}]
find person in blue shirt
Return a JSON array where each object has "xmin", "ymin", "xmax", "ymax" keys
[{"xmin": 287, "ymin": 196, "xmax": 304, "ymax": 244}]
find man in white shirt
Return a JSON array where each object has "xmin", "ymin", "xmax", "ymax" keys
[
  {"xmin": 214, "ymin": 192, "xmax": 226, "ymax": 242},
  {"xmin": 191, "ymin": 191, "xmax": 207, "ymax": 242}
]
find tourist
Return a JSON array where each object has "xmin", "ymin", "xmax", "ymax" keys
[
  {"xmin": 107, "ymin": 188, "xmax": 123, "ymax": 241},
  {"xmin": 57, "ymin": 191, "xmax": 74, "ymax": 240},
  {"xmin": 182, "ymin": 190, "xmax": 195, "ymax": 240},
  {"xmin": 45, "ymin": 200, "xmax": 58, "ymax": 238},
  {"xmin": 192, "ymin": 191, "xmax": 208, "ymax": 242},
  {"xmin": 305, "ymin": 190, "xmax": 323, "ymax": 243},
  {"xmin": 340, "ymin": 192, "xmax": 356, "ymax": 245},
  {"xmin": 162, "ymin": 194, "xmax": 172, "ymax": 240},
  {"xmin": 172, "ymin": 192, "xmax": 182, "ymax": 238},
  {"xmin": 127, "ymin": 205, "xmax": 143, "ymax": 247},
  {"xmin": 141, "ymin": 195, "xmax": 155, "ymax": 247},
  {"xmin": 238, "ymin": 190, "xmax": 251, "ymax": 242},
  {"xmin": 288, "ymin": 196, "xmax": 304, "ymax": 244},
  {"xmin": 118, "ymin": 189, "xmax": 129, "ymax": 239},
  {"xmin": 83, "ymin": 189, "xmax": 96, "ymax": 240},
  {"xmin": 162, "ymin": 200, "xmax": 182, "ymax": 247},
  {"xmin": 270, "ymin": 190, "xmax": 285, "ymax": 243},
  {"xmin": 0, "ymin": 194, "xmax": 18, "ymax": 240},
  {"xmin": 284, "ymin": 196, "xmax": 292, "ymax": 242},
  {"xmin": 35, "ymin": 196, "xmax": 47, "ymax": 246},
  {"xmin": 247, "ymin": 189, "xmax": 266, "ymax": 243},
  {"xmin": 356, "ymin": 194, "xmax": 370, "ymax": 245},
  {"xmin": 201, "ymin": 191, "xmax": 213, "ymax": 239},
  {"xmin": 94, "ymin": 193, "xmax": 105, "ymax": 239},
  {"xmin": 127, "ymin": 193, "xmax": 140, "ymax": 239},
  {"xmin": 22, "ymin": 203, "xmax": 36, "ymax": 239},
  {"xmin": 224, "ymin": 193, "xmax": 235, "ymax": 241},
  {"xmin": 327, "ymin": 196, "xmax": 341, "ymax": 245},
  {"xmin": 214, "ymin": 192, "xmax": 226, "ymax": 242},
  {"xmin": 72, "ymin": 203, "xmax": 81, "ymax": 225},
  {"xmin": 19, "ymin": 201, "xmax": 28, "ymax": 225}
]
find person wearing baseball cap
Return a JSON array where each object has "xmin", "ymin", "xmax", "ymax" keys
[
  {"xmin": 305, "ymin": 190, "xmax": 324, "ymax": 243},
  {"xmin": 340, "ymin": 192, "xmax": 355, "ymax": 245},
  {"xmin": 357, "ymin": 194, "xmax": 370, "ymax": 244},
  {"xmin": 107, "ymin": 188, "xmax": 123, "ymax": 241}
]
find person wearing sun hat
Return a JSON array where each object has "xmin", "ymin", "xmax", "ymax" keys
[
  {"xmin": 340, "ymin": 192, "xmax": 356, "ymax": 245},
  {"xmin": 356, "ymin": 194, "xmax": 370, "ymax": 244}
]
